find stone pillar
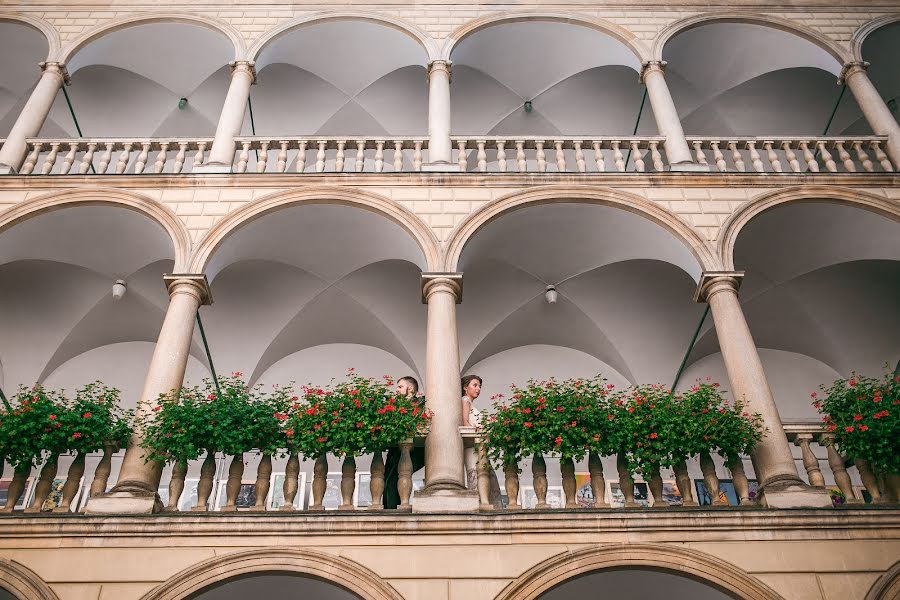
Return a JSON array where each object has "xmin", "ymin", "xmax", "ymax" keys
[
  {"xmin": 198, "ymin": 61, "xmax": 256, "ymax": 172},
  {"xmin": 86, "ymin": 275, "xmax": 212, "ymax": 514},
  {"xmin": 0, "ymin": 62, "xmax": 68, "ymax": 173},
  {"xmin": 423, "ymin": 61, "xmax": 458, "ymax": 171},
  {"xmin": 694, "ymin": 272, "xmax": 829, "ymax": 508},
  {"xmin": 415, "ymin": 273, "xmax": 476, "ymax": 511},
  {"xmin": 640, "ymin": 61, "xmax": 696, "ymax": 168},
  {"xmin": 840, "ymin": 61, "xmax": 900, "ymax": 168}
]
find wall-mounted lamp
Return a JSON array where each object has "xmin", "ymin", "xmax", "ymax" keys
[
  {"xmin": 545, "ymin": 285, "xmax": 558, "ymax": 304},
  {"xmin": 524, "ymin": 100, "xmax": 533, "ymax": 114},
  {"xmin": 112, "ymin": 279, "xmax": 127, "ymax": 301},
  {"xmin": 178, "ymin": 97, "xmax": 188, "ymax": 110}
]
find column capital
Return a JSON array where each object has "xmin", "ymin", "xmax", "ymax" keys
[
  {"xmin": 838, "ymin": 61, "xmax": 870, "ymax": 84},
  {"xmin": 793, "ymin": 433, "xmax": 815, "ymax": 445},
  {"xmin": 693, "ymin": 270, "xmax": 744, "ymax": 303},
  {"xmin": 421, "ymin": 272, "xmax": 462, "ymax": 304},
  {"xmin": 39, "ymin": 61, "xmax": 70, "ymax": 85},
  {"xmin": 427, "ymin": 60, "xmax": 452, "ymax": 83},
  {"xmin": 164, "ymin": 274, "xmax": 213, "ymax": 305},
  {"xmin": 639, "ymin": 60, "xmax": 667, "ymax": 84},
  {"xmin": 229, "ymin": 60, "xmax": 257, "ymax": 83}
]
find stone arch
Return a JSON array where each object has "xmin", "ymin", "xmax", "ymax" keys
[
  {"xmin": 140, "ymin": 547, "xmax": 403, "ymax": 600},
  {"xmin": 866, "ymin": 560, "xmax": 900, "ymax": 600},
  {"xmin": 443, "ymin": 186, "xmax": 719, "ymax": 274},
  {"xmin": 851, "ymin": 14, "xmax": 900, "ymax": 62},
  {"xmin": 494, "ymin": 543, "xmax": 783, "ymax": 600},
  {"xmin": 0, "ymin": 13, "xmax": 61, "ymax": 61},
  {"xmin": 717, "ymin": 185, "xmax": 900, "ymax": 270},
  {"xmin": 441, "ymin": 11, "xmax": 649, "ymax": 62},
  {"xmin": 0, "ymin": 188, "xmax": 192, "ymax": 271},
  {"xmin": 189, "ymin": 186, "xmax": 441, "ymax": 274},
  {"xmin": 248, "ymin": 11, "xmax": 438, "ymax": 63},
  {"xmin": 652, "ymin": 12, "xmax": 849, "ymax": 64},
  {"xmin": 0, "ymin": 558, "xmax": 60, "ymax": 600},
  {"xmin": 58, "ymin": 12, "xmax": 245, "ymax": 63}
]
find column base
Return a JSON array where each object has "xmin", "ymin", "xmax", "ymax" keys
[
  {"xmin": 668, "ymin": 162, "xmax": 711, "ymax": 172},
  {"xmin": 412, "ymin": 485, "xmax": 479, "ymax": 512},
  {"xmin": 421, "ymin": 162, "xmax": 462, "ymax": 172},
  {"xmin": 756, "ymin": 481, "xmax": 832, "ymax": 508},
  {"xmin": 192, "ymin": 163, "xmax": 233, "ymax": 174},
  {"xmin": 84, "ymin": 489, "xmax": 164, "ymax": 514}
]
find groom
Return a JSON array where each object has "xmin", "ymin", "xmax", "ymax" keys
[{"xmin": 382, "ymin": 375, "xmax": 426, "ymax": 508}]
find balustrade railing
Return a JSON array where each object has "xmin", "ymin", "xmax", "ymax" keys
[{"xmin": 7, "ymin": 135, "xmax": 894, "ymax": 175}]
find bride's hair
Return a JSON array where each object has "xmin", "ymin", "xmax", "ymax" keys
[{"xmin": 461, "ymin": 375, "xmax": 482, "ymax": 395}]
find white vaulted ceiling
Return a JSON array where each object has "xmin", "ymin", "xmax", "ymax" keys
[{"xmin": 0, "ymin": 21, "xmax": 53, "ymax": 137}]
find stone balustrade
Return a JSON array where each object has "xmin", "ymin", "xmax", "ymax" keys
[{"xmin": 7, "ymin": 135, "xmax": 894, "ymax": 175}]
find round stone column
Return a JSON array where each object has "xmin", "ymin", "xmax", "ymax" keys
[
  {"xmin": 203, "ymin": 61, "xmax": 256, "ymax": 169},
  {"xmin": 426, "ymin": 60, "xmax": 453, "ymax": 166},
  {"xmin": 86, "ymin": 275, "xmax": 212, "ymax": 514},
  {"xmin": 695, "ymin": 272, "xmax": 829, "ymax": 508},
  {"xmin": 841, "ymin": 61, "xmax": 900, "ymax": 169},
  {"xmin": 0, "ymin": 62, "xmax": 68, "ymax": 173},
  {"xmin": 641, "ymin": 61, "xmax": 694, "ymax": 167}
]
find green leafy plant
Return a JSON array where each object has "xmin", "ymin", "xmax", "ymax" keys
[
  {"xmin": 64, "ymin": 382, "xmax": 132, "ymax": 455},
  {"xmin": 0, "ymin": 386, "xmax": 69, "ymax": 468},
  {"xmin": 814, "ymin": 371, "xmax": 899, "ymax": 475}
]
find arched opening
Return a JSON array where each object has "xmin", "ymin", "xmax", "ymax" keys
[
  {"xmin": 0, "ymin": 20, "xmax": 53, "ymax": 136},
  {"xmin": 537, "ymin": 569, "xmax": 735, "ymax": 599},
  {"xmin": 843, "ymin": 20, "xmax": 900, "ymax": 135},
  {"xmin": 190, "ymin": 573, "xmax": 362, "ymax": 599}
]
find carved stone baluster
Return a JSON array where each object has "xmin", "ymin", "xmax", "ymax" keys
[
  {"xmin": 60, "ymin": 142, "xmax": 78, "ymax": 175},
  {"xmin": 692, "ymin": 141, "xmax": 708, "ymax": 167},
  {"xmin": 456, "ymin": 140, "xmax": 468, "ymax": 171},
  {"xmin": 560, "ymin": 457, "xmax": 577, "ymax": 508},
  {"xmin": 532, "ymin": 454, "xmax": 549, "ymax": 508},
  {"xmin": 153, "ymin": 143, "xmax": 169, "ymax": 174},
  {"xmin": 816, "ymin": 141, "xmax": 837, "ymax": 172},
  {"xmin": 316, "ymin": 141, "xmax": 327, "ymax": 173},
  {"xmin": 535, "ymin": 142, "xmax": 546, "ymax": 173},
  {"xmin": 673, "ymin": 460, "xmax": 698, "ymax": 506},
  {"xmin": 710, "ymin": 141, "xmax": 727, "ymax": 172},
  {"xmin": 799, "ymin": 141, "xmax": 819, "ymax": 172},
  {"xmin": 763, "ymin": 141, "xmax": 781, "ymax": 172},
  {"xmin": 88, "ymin": 444, "xmax": 115, "ymax": 500},
  {"xmin": 355, "ymin": 140, "xmax": 366, "ymax": 172},
  {"xmin": 781, "ymin": 141, "xmax": 801, "ymax": 173},
  {"xmin": 822, "ymin": 434, "xmax": 858, "ymax": 503},
  {"xmin": 728, "ymin": 456, "xmax": 751, "ymax": 504},
  {"xmin": 854, "ymin": 459, "xmax": 884, "ymax": 504},
  {"xmin": 794, "ymin": 434, "xmax": 825, "ymax": 487},
  {"xmin": 295, "ymin": 140, "xmax": 308, "ymax": 173},
  {"xmin": 834, "ymin": 142, "xmax": 855, "ymax": 172},
  {"xmin": 174, "ymin": 143, "xmax": 188, "ymax": 174},
  {"xmin": 236, "ymin": 142, "xmax": 251, "ymax": 173},
  {"xmin": 369, "ymin": 451, "xmax": 385, "ymax": 510},
  {"xmin": 616, "ymin": 455, "xmax": 637, "ymax": 508},
  {"xmin": 504, "ymin": 461, "xmax": 521, "ymax": 509},
  {"xmin": 495, "ymin": 141, "xmax": 506, "ymax": 172},
  {"xmin": 515, "ymin": 141, "xmax": 526, "ymax": 172},
  {"xmin": 884, "ymin": 474, "xmax": 900, "ymax": 503},
  {"xmin": 649, "ymin": 141, "xmax": 664, "ymax": 171},
  {"xmin": 572, "ymin": 141, "xmax": 585, "ymax": 172},
  {"xmin": 165, "ymin": 461, "xmax": 187, "ymax": 512},
  {"xmin": 134, "ymin": 142, "xmax": 151, "ymax": 174},
  {"xmin": 53, "ymin": 453, "xmax": 86, "ymax": 512},
  {"xmin": 852, "ymin": 141, "xmax": 875, "ymax": 172},
  {"xmin": 554, "ymin": 140, "xmax": 566, "ymax": 172},
  {"xmin": 221, "ymin": 455, "xmax": 245, "ymax": 512},
  {"xmin": 339, "ymin": 455, "xmax": 356, "ymax": 510},
  {"xmin": 41, "ymin": 142, "xmax": 61, "ymax": 174},
  {"xmin": 870, "ymin": 141, "xmax": 894, "ymax": 171},
  {"xmin": 648, "ymin": 469, "xmax": 665, "ymax": 508},
  {"xmin": 192, "ymin": 452, "xmax": 216, "ymax": 511},
  {"xmin": 256, "ymin": 141, "xmax": 269, "ymax": 173},
  {"xmin": 413, "ymin": 141, "xmax": 423, "ymax": 171},
  {"xmin": 746, "ymin": 142, "xmax": 764, "ymax": 172},
  {"xmin": 612, "ymin": 141, "xmax": 625, "ymax": 172},
  {"xmin": 309, "ymin": 454, "xmax": 328, "ymax": 511},
  {"xmin": 588, "ymin": 454, "xmax": 607, "ymax": 507},
  {"xmin": 728, "ymin": 141, "xmax": 745, "ymax": 172},
  {"xmin": 477, "ymin": 443, "xmax": 492, "ymax": 510},
  {"xmin": 252, "ymin": 454, "xmax": 272, "ymax": 511},
  {"xmin": 630, "ymin": 141, "xmax": 645, "ymax": 172},
  {"xmin": 699, "ymin": 453, "xmax": 724, "ymax": 506},
  {"xmin": 276, "ymin": 141, "xmax": 289, "ymax": 173},
  {"xmin": 20, "ymin": 142, "xmax": 42, "ymax": 174},
  {"xmin": 374, "ymin": 141, "xmax": 384, "ymax": 173},
  {"xmin": 397, "ymin": 441, "xmax": 414, "ymax": 511},
  {"xmin": 193, "ymin": 142, "xmax": 207, "ymax": 171},
  {"xmin": 115, "ymin": 142, "xmax": 132, "ymax": 174},
  {"xmin": 80, "ymin": 143, "xmax": 97, "ymax": 174},
  {"xmin": 0, "ymin": 465, "xmax": 30, "ymax": 512},
  {"xmin": 476, "ymin": 141, "xmax": 487, "ymax": 172},
  {"xmin": 26, "ymin": 457, "xmax": 59, "ymax": 513},
  {"xmin": 281, "ymin": 452, "xmax": 300, "ymax": 511},
  {"xmin": 592, "ymin": 141, "xmax": 605, "ymax": 172}
]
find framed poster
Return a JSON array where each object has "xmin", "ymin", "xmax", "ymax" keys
[
  {"xmin": 660, "ymin": 480, "xmax": 683, "ymax": 506},
  {"xmin": 574, "ymin": 472, "xmax": 595, "ymax": 508},
  {"xmin": 695, "ymin": 479, "xmax": 759, "ymax": 506},
  {"xmin": 607, "ymin": 480, "xmax": 650, "ymax": 508},
  {"xmin": 177, "ymin": 479, "xmax": 200, "ymax": 511},
  {"xmin": 354, "ymin": 472, "xmax": 372, "ymax": 508},
  {"xmin": 271, "ymin": 472, "xmax": 308, "ymax": 510},
  {"xmin": 214, "ymin": 480, "xmax": 258, "ymax": 510},
  {"xmin": 519, "ymin": 485, "xmax": 564, "ymax": 509},
  {"xmin": 308, "ymin": 472, "xmax": 343, "ymax": 510},
  {"xmin": 0, "ymin": 477, "xmax": 34, "ymax": 510},
  {"xmin": 28, "ymin": 477, "xmax": 84, "ymax": 512}
]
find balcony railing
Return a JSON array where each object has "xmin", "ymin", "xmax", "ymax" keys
[
  {"xmin": 8, "ymin": 135, "xmax": 895, "ymax": 176},
  {"xmin": 1, "ymin": 422, "xmax": 893, "ymax": 514}
]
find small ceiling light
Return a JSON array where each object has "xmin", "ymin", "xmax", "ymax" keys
[
  {"xmin": 545, "ymin": 285, "xmax": 558, "ymax": 304},
  {"xmin": 524, "ymin": 100, "xmax": 533, "ymax": 113},
  {"xmin": 112, "ymin": 279, "xmax": 127, "ymax": 301},
  {"xmin": 178, "ymin": 97, "xmax": 188, "ymax": 110}
]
